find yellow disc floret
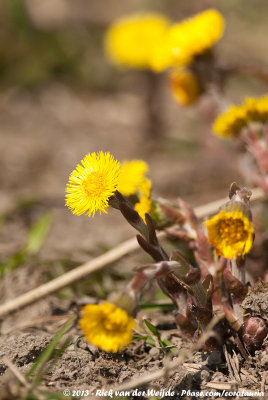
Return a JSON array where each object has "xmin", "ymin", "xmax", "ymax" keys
[
  {"xmin": 79, "ymin": 302, "xmax": 136, "ymax": 353},
  {"xmin": 105, "ymin": 13, "xmax": 170, "ymax": 69},
  {"xmin": 66, "ymin": 152, "xmax": 120, "ymax": 217},
  {"xmin": 204, "ymin": 208, "xmax": 254, "ymax": 259}
]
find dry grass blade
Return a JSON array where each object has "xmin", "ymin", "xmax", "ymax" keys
[
  {"xmin": 2, "ymin": 356, "xmax": 30, "ymax": 389},
  {"xmin": 240, "ymin": 368, "xmax": 259, "ymax": 384},
  {"xmin": 223, "ymin": 345, "xmax": 235, "ymax": 381},
  {"xmin": 231, "ymin": 350, "xmax": 241, "ymax": 383},
  {"xmin": 0, "ymin": 188, "xmax": 264, "ymax": 318},
  {"xmin": 261, "ymin": 371, "xmax": 266, "ymax": 393},
  {"xmin": 2, "ymin": 314, "xmax": 74, "ymax": 335},
  {"xmin": 204, "ymin": 382, "xmax": 242, "ymax": 390}
]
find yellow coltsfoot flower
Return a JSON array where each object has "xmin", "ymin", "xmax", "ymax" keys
[
  {"xmin": 213, "ymin": 95, "xmax": 268, "ymax": 138},
  {"xmin": 79, "ymin": 302, "xmax": 136, "ymax": 353},
  {"xmin": 134, "ymin": 178, "xmax": 152, "ymax": 221},
  {"xmin": 117, "ymin": 160, "xmax": 152, "ymax": 221},
  {"xmin": 150, "ymin": 9, "xmax": 225, "ymax": 72},
  {"xmin": 213, "ymin": 105, "xmax": 247, "ymax": 138},
  {"xmin": 169, "ymin": 68, "xmax": 201, "ymax": 106},
  {"xmin": 204, "ymin": 203, "xmax": 254, "ymax": 259},
  {"xmin": 244, "ymin": 96, "xmax": 268, "ymax": 122},
  {"xmin": 66, "ymin": 152, "xmax": 120, "ymax": 217},
  {"xmin": 118, "ymin": 160, "xmax": 148, "ymax": 196},
  {"xmin": 105, "ymin": 13, "xmax": 170, "ymax": 70}
]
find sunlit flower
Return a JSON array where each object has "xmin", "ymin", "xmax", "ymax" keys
[
  {"xmin": 66, "ymin": 152, "xmax": 120, "ymax": 217},
  {"xmin": 213, "ymin": 95, "xmax": 268, "ymax": 138},
  {"xmin": 79, "ymin": 302, "xmax": 136, "ymax": 353},
  {"xmin": 118, "ymin": 160, "xmax": 148, "ymax": 196},
  {"xmin": 244, "ymin": 96, "xmax": 268, "ymax": 122},
  {"xmin": 117, "ymin": 160, "xmax": 152, "ymax": 220},
  {"xmin": 204, "ymin": 204, "xmax": 254, "ymax": 259},
  {"xmin": 105, "ymin": 13, "xmax": 170, "ymax": 69},
  {"xmin": 213, "ymin": 105, "xmax": 247, "ymax": 138},
  {"xmin": 150, "ymin": 9, "xmax": 225, "ymax": 72},
  {"xmin": 169, "ymin": 68, "xmax": 201, "ymax": 106},
  {"xmin": 134, "ymin": 178, "xmax": 152, "ymax": 221}
]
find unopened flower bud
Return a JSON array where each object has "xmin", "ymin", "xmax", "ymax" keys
[
  {"xmin": 241, "ymin": 317, "xmax": 268, "ymax": 354},
  {"xmin": 108, "ymin": 291, "xmax": 137, "ymax": 316},
  {"xmin": 184, "ymin": 267, "xmax": 201, "ymax": 284}
]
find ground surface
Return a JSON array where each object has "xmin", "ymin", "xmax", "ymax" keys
[{"xmin": 0, "ymin": 265, "xmax": 267, "ymax": 399}]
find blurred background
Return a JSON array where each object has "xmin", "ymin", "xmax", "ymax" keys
[{"xmin": 1, "ymin": 0, "xmax": 268, "ymax": 312}]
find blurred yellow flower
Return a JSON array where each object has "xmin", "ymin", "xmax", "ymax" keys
[
  {"xmin": 204, "ymin": 206, "xmax": 254, "ymax": 259},
  {"xmin": 79, "ymin": 302, "xmax": 136, "ymax": 353},
  {"xmin": 213, "ymin": 95, "xmax": 268, "ymax": 138},
  {"xmin": 105, "ymin": 13, "xmax": 170, "ymax": 69},
  {"xmin": 118, "ymin": 160, "xmax": 148, "ymax": 196},
  {"xmin": 66, "ymin": 152, "xmax": 120, "ymax": 217},
  {"xmin": 151, "ymin": 9, "xmax": 225, "ymax": 72},
  {"xmin": 169, "ymin": 68, "xmax": 201, "ymax": 106},
  {"xmin": 134, "ymin": 178, "xmax": 152, "ymax": 221},
  {"xmin": 213, "ymin": 105, "xmax": 247, "ymax": 138},
  {"xmin": 244, "ymin": 96, "xmax": 268, "ymax": 122}
]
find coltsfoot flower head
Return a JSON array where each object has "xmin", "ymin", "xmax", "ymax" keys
[
  {"xmin": 117, "ymin": 160, "xmax": 152, "ymax": 221},
  {"xmin": 204, "ymin": 201, "xmax": 254, "ymax": 259},
  {"xmin": 213, "ymin": 105, "xmax": 247, "ymax": 138},
  {"xmin": 244, "ymin": 96, "xmax": 268, "ymax": 122},
  {"xmin": 118, "ymin": 160, "xmax": 148, "ymax": 197},
  {"xmin": 79, "ymin": 302, "xmax": 136, "ymax": 353},
  {"xmin": 169, "ymin": 68, "xmax": 201, "ymax": 106},
  {"xmin": 134, "ymin": 178, "xmax": 152, "ymax": 221},
  {"xmin": 150, "ymin": 9, "xmax": 225, "ymax": 72},
  {"xmin": 105, "ymin": 13, "xmax": 170, "ymax": 69},
  {"xmin": 213, "ymin": 95, "xmax": 268, "ymax": 138},
  {"xmin": 66, "ymin": 152, "xmax": 120, "ymax": 217}
]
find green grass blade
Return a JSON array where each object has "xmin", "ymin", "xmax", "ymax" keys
[
  {"xmin": 25, "ymin": 212, "xmax": 52, "ymax": 255},
  {"xmin": 144, "ymin": 319, "xmax": 161, "ymax": 340},
  {"xmin": 26, "ymin": 315, "xmax": 76, "ymax": 379}
]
